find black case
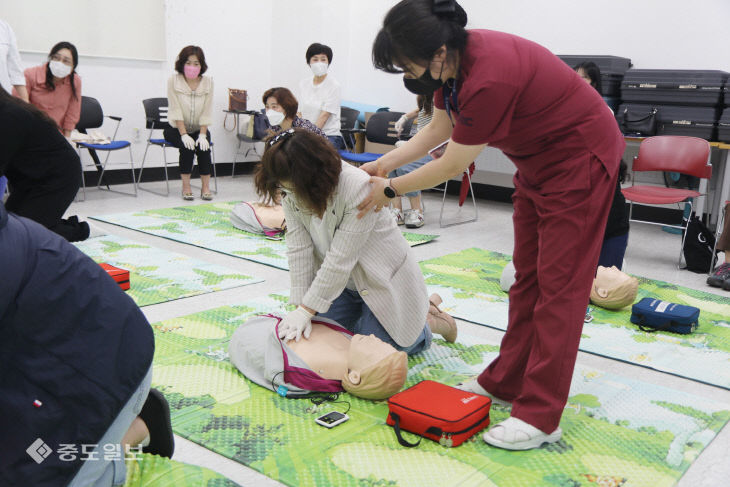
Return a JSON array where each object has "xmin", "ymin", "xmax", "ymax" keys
[
  {"xmin": 616, "ymin": 103, "xmax": 717, "ymax": 140},
  {"xmin": 558, "ymin": 55, "xmax": 632, "ymax": 98},
  {"xmin": 718, "ymin": 109, "xmax": 730, "ymax": 142},
  {"xmin": 621, "ymin": 69, "xmax": 729, "ymax": 107}
]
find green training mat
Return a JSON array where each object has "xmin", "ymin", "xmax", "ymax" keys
[
  {"xmin": 73, "ymin": 234, "xmax": 262, "ymax": 307},
  {"xmin": 420, "ymin": 247, "xmax": 730, "ymax": 390},
  {"xmin": 123, "ymin": 452, "xmax": 240, "ymax": 486},
  {"xmin": 90, "ymin": 201, "xmax": 438, "ymax": 270},
  {"xmin": 148, "ymin": 293, "xmax": 730, "ymax": 487}
]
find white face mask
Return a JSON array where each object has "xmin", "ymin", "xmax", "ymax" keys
[
  {"xmin": 49, "ymin": 60, "xmax": 72, "ymax": 78},
  {"xmin": 310, "ymin": 61, "xmax": 328, "ymax": 77},
  {"xmin": 266, "ymin": 109, "xmax": 286, "ymax": 126}
]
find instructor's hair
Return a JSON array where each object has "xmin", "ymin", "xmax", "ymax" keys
[
  {"xmin": 255, "ymin": 129, "xmax": 340, "ymax": 218},
  {"xmin": 373, "ymin": 0, "xmax": 468, "ymax": 73}
]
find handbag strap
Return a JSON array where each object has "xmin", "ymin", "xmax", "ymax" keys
[
  {"xmin": 623, "ymin": 108, "xmax": 657, "ymax": 124},
  {"xmin": 637, "ymin": 316, "xmax": 673, "ymax": 333},
  {"xmin": 389, "ymin": 412, "xmax": 421, "ymax": 448},
  {"xmin": 223, "ymin": 112, "xmax": 237, "ymax": 132}
]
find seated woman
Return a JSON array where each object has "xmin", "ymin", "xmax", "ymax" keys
[
  {"xmin": 14, "ymin": 41, "xmax": 81, "ymax": 136},
  {"xmin": 0, "ymin": 86, "xmax": 88, "ymax": 242},
  {"xmin": 708, "ymin": 202, "xmax": 730, "ymax": 290},
  {"xmin": 229, "ymin": 314, "xmax": 408, "ymax": 400},
  {"xmin": 255, "ymin": 129, "xmax": 457, "ymax": 355},
  {"xmin": 0, "ymin": 202, "xmax": 172, "ymax": 486},
  {"xmin": 263, "ymin": 86, "xmax": 327, "ymax": 139}
]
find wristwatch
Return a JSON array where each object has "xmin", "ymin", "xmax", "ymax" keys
[{"xmin": 384, "ymin": 180, "xmax": 397, "ymax": 199}]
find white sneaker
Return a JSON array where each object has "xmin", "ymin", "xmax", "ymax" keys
[
  {"xmin": 404, "ymin": 209, "xmax": 424, "ymax": 228},
  {"xmin": 455, "ymin": 379, "xmax": 511, "ymax": 407},
  {"xmin": 390, "ymin": 207, "xmax": 404, "ymax": 225},
  {"xmin": 483, "ymin": 416, "xmax": 562, "ymax": 450}
]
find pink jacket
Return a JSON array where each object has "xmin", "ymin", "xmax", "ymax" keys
[{"xmin": 14, "ymin": 64, "xmax": 82, "ymax": 132}]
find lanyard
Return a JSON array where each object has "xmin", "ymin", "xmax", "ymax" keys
[{"xmin": 442, "ymin": 79, "xmax": 459, "ymax": 127}]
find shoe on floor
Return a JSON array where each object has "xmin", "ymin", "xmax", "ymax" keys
[
  {"xmin": 454, "ymin": 379, "xmax": 511, "ymax": 407},
  {"xmin": 404, "ymin": 209, "xmax": 424, "ymax": 228},
  {"xmin": 708, "ymin": 262, "xmax": 730, "ymax": 287},
  {"xmin": 390, "ymin": 207, "xmax": 404, "ymax": 225},
  {"xmin": 201, "ymin": 190, "xmax": 213, "ymax": 201},
  {"xmin": 182, "ymin": 190, "xmax": 194, "ymax": 201},
  {"xmin": 138, "ymin": 388, "xmax": 175, "ymax": 458},
  {"xmin": 483, "ymin": 416, "xmax": 562, "ymax": 450}
]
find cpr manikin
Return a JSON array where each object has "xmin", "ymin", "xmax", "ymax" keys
[{"xmin": 228, "ymin": 315, "xmax": 407, "ymax": 400}]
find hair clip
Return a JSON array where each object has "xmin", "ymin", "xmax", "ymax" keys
[{"xmin": 268, "ymin": 128, "xmax": 296, "ymax": 146}]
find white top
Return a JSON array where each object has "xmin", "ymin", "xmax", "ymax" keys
[
  {"xmin": 0, "ymin": 19, "xmax": 25, "ymax": 94},
  {"xmin": 298, "ymin": 75, "xmax": 342, "ymax": 137},
  {"xmin": 166, "ymin": 73, "xmax": 214, "ymax": 133}
]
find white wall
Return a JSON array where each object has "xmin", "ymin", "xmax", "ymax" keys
[{"xmin": 14, "ymin": 0, "xmax": 730, "ymax": 172}]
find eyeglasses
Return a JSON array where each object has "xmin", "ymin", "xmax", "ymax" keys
[{"xmin": 267, "ymin": 128, "xmax": 296, "ymax": 147}]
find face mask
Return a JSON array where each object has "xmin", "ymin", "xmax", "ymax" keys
[
  {"xmin": 402, "ymin": 62, "xmax": 445, "ymax": 95},
  {"xmin": 49, "ymin": 60, "xmax": 72, "ymax": 79},
  {"xmin": 184, "ymin": 65, "xmax": 201, "ymax": 79},
  {"xmin": 310, "ymin": 62, "xmax": 328, "ymax": 77},
  {"xmin": 266, "ymin": 109, "xmax": 285, "ymax": 126}
]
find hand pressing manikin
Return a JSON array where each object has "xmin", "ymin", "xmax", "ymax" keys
[
  {"xmin": 277, "ymin": 306, "xmax": 314, "ymax": 341},
  {"xmin": 196, "ymin": 133, "xmax": 210, "ymax": 151},
  {"xmin": 180, "ymin": 133, "xmax": 195, "ymax": 150}
]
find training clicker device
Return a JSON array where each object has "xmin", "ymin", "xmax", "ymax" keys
[{"xmin": 315, "ymin": 411, "xmax": 349, "ymax": 428}]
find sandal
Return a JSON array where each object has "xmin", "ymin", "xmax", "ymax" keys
[
  {"xmin": 200, "ymin": 190, "xmax": 213, "ymax": 201},
  {"xmin": 182, "ymin": 190, "xmax": 194, "ymax": 201},
  {"xmin": 427, "ymin": 293, "xmax": 458, "ymax": 343},
  {"xmin": 483, "ymin": 416, "xmax": 561, "ymax": 450},
  {"xmin": 138, "ymin": 388, "xmax": 175, "ymax": 458}
]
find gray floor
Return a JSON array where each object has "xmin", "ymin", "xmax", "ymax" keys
[{"xmin": 69, "ymin": 175, "xmax": 730, "ymax": 487}]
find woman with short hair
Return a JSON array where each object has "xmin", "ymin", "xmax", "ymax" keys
[{"xmin": 262, "ymin": 86, "xmax": 326, "ymax": 138}]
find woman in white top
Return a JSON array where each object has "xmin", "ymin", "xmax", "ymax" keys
[
  {"xmin": 164, "ymin": 45, "xmax": 214, "ymax": 200},
  {"xmin": 254, "ymin": 128, "xmax": 457, "ymax": 353},
  {"xmin": 297, "ymin": 43, "xmax": 346, "ymax": 150}
]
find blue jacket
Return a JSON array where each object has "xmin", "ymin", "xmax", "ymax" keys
[{"xmin": 0, "ymin": 204, "xmax": 154, "ymax": 486}]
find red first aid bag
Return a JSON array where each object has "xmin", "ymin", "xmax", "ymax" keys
[
  {"xmin": 386, "ymin": 380, "xmax": 491, "ymax": 448},
  {"xmin": 99, "ymin": 263, "xmax": 130, "ymax": 291}
]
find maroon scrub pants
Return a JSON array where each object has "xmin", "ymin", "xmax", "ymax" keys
[{"xmin": 477, "ymin": 154, "xmax": 617, "ymax": 434}]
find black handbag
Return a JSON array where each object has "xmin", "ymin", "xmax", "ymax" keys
[
  {"xmin": 245, "ymin": 110, "xmax": 271, "ymax": 141},
  {"xmin": 682, "ymin": 214, "xmax": 718, "ymax": 273},
  {"xmin": 620, "ymin": 107, "xmax": 658, "ymax": 136}
]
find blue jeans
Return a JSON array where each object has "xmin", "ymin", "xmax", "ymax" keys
[
  {"xmin": 327, "ymin": 135, "xmax": 347, "ymax": 151},
  {"xmin": 392, "ymin": 155, "xmax": 433, "ymax": 197},
  {"xmin": 318, "ymin": 288, "xmax": 432, "ymax": 354},
  {"xmin": 598, "ymin": 232, "xmax": 629, "ymax": 270},
  {"xmin": 68, "ymin": 365, "xmax": 153, "ymax": 487}
]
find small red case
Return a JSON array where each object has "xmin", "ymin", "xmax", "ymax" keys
[
  {"xmin": 386, "ymin": 380, "xmax": 491, "ymax": 448},
  {"xmin": 99, "ymin": 263, "xmax": 130, "ymax": 291}
]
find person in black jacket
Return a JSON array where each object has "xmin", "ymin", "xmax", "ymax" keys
[
  {"xmin": 575, "ymin": 62, "xmax": 630, "ymax": 269},
  {"xmin": 0, "ymin": 86, "xmax": 88, "ymax": 242},
  {"xmin": 0, "ymin": 203, "xmax": 171, "ymax": 486}
]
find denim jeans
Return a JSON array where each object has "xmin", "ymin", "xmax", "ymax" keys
[
  {"xmin": 67, "ymin": 365, "xmax": 153, "ymax": 487},
  {"xmin": 392, "ymin": 155, "xmax": 433, "ymax": 197},
  {"xmin": 327, "ymin": 135, "xmax": 347, "ymax": 151},
  {"xmin": 598, "ymin": 232, "xmax": 629, "ymax": 270},
  {"xmin": 318, "ymin": 288, "xmax": 432, "ymax": 354}
]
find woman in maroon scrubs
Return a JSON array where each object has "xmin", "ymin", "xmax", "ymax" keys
[{"xmin": 358, "ymin": 0, "xmax": 624, "ymax": 450}]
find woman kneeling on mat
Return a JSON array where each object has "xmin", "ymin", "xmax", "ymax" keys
[{"xmin": 254, "ymin": 128, "xmax": 457, "ymax": 354}]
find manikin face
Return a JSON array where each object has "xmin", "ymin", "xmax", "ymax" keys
[{"xmin": 346, "ymin": 334, "xmax": 397, "ymax": 384}]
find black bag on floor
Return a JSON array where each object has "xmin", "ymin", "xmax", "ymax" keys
[{"xmin": 682, "ymin": 215, "xmax": 717, "ymax": 273}]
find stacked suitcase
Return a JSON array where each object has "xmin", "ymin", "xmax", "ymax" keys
[
  {"xmin": 616, "ymin": 69, "xmax": 729, "ymax": 140},
  {"xmin": 558, "ymin": 55, "xmax": 632, "ymax": 112}
]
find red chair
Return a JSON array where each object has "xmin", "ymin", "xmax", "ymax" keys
[{"xmin": 622, "ymin": 136, "xmax": 711, "ymax": 268}]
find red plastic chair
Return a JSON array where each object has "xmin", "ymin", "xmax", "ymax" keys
[{"xmin": 622, "ymin": 136, "xmax": 711, "ymax": 268}]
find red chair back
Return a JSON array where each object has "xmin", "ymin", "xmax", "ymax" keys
[{"xmin": 633, "ymin": 136, "xmax": 711, "ymax": 179}]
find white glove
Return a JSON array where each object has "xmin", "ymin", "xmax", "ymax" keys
[
  {"xmin": 180, "ymin": 133, "xmax": 195, "ymax": 150},
  {"xmin": 278, "ymin": 306, "xmax": 314, "ymax": 342},
  {"xmin": 196, "ymin": 133, "xmax": 210, "ymax": 151},
  {"xmin": 394, "ymin": 114, "xmax": 409, "ymax": 136}
]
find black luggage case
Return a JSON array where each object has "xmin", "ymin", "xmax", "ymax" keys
[
  {"xmin": 616, "ymin": 103, "xmax": 717, "ymax": 140},
  {"xmin": 558, "ymin": 55, "xmax": 632, "ymax": 98},
  {"xmin": 621, "ymin": 69, "xmax": 729, "ymax": 107},
  {"xmin": 718, "ymin": 109, "xmax": 730, "ymax": 142}
]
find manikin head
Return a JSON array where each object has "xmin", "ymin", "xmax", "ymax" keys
[
  {"xmin": 590, "ymin": 266, "xmax": 638, "ymax": 310},
  {"xmin": 341, "ymin": 334, "xmax": 408, "ymax": 400}
]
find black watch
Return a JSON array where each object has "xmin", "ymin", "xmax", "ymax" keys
[{"xmin": 384, "ymin": 180, "xmax": 397, "ymax": 199}]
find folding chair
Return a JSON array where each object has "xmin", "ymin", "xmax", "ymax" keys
[
  {"xmin": 75, "ymin": 96, "xmax": 137, "ymax": 200},
  {"xmin": 439, "ymin": 162, "xmax": 478, "ymax": 228},
  {"xmin": 338, "ymin": 111, "xmax": 410, "ymax": 166},
  {"xmin": 340, "ymin": 106, "xmax": 361, "ymax": 151},
  {"xmin": 622, "ymin": 136, "xmax": 712, "ymax": 268},
  {"xmin": 137, "ymin": 98, "xmax": 175, "ymax": 196},
  {"xmin": 232, "ymin": 111, "xmax": 265, "ymax": 178}
]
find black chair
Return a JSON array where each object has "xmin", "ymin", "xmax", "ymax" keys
[
  {"xmin": 137, "ymin": 98, "xmax": 175, "ymax": 196},
  {"xmin": 232, "ymin": 110, "xmax": 265, "ymax": 177},
  {"xmin": 75, "ymin": 96, "xmax": 136, "ymax": 200},
  {"xmin": 340, "ymin": 106, "xmax": 361, "ymax": 151},
  {"xmin": 338, "ymin": 111, "xmax": 411, "ymax": 166}
]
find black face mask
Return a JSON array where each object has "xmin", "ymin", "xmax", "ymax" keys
[{"xmin": 402, "ymin": 62, "xmax": 445, "ymax": 95}]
